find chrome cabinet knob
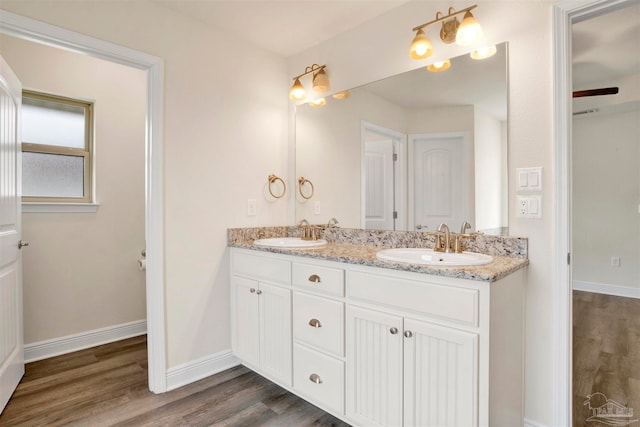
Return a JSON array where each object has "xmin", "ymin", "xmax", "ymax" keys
[
  {"xmin": 308, "ymin": 274, "xmax": 321, "ymax": 283},
  {"xmin": 309, "ymin": 373, "xmax": 322, "ymax": 384},
  {"xmin": 416, "ymin": 225, "xmax": 427, "ymax": 230},
  {"xmin": 249, "ymin": 288, "xmax": 256, "ymax": 293},
  {"xmin": 390, "ymin": 327, "xmax": 398, "ymax": 334},
  {"xmin": 18, "ymin": 240, "xmax": 29, "ymax": 249},
  {"xmin": 404, "ymin": 330, "xmax": 413, "ymax": 338},
  {"xmin": 308, "ymin": 319, "xmax": 322, "ymax": 328},
  {"xmin": 256, "ymin": 289, "xmax": 262, "ymax": 295}
]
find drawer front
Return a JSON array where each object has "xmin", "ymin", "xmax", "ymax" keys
[
  {"xmin": 292, "ymin": 262, "xmax": 344, "ymax": 297},
  {"xmin": 293, "ymin": 344, "xmax": 344, "ymax": 415},
  {"xmin": 293, "ymin": 292, "xmax": 344, "ymax": 356},
  {"xmin": 232, "ymin": 250, "xmax": 291, "ymax": 285},
  {"xmin": 347, "ymin": 270, "xmax": 479, "ymax": 326}
]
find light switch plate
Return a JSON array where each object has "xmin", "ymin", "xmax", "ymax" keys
[{"xmin": 516, "ymin": 167, "xmax": 542, "ymax": 191}]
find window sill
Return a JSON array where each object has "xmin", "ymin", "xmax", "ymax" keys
[{"xmin": 22, "ymin": 202, "xmax": 100, "ymax": 213}]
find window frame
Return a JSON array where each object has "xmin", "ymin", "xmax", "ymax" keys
[{"xmin": 21, "ymin": 90, "xmax": 94, "ymax": 204}]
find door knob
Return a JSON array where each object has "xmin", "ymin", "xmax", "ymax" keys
[{"xmin": 18, "ymin": 240, "xmax": 29, "ymax": 249}]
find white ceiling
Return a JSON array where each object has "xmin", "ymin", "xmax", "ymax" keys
[
  {"xmin": 572, "ymin": 2, "xmax": 640, "ymax": 89},
  {"xmin": 152, "ymin": 0, "xmax": 410, "ymax": 57}
]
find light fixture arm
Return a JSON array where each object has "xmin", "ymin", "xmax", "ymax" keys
[
  {"xmin": 292, "ymin": 64, "xmax": 326, "ymax": 81},
  {"xmin": 412, "ymin": 4, "xmax": 477, "ymax": 32}
]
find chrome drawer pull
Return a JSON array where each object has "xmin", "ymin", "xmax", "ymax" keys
[
  {"xmin": 308, "ymin": 319, "xmax": 322, "ymax": 328},
  {"xmin": 404, "ymin": 330, "xmax": 413, "ymax": 338},
  {"xmin": 309, "ymin": 373, "xmax": 322, "ymax": 384},
  {"xmin": 308, "ymin": 274, "xmax": 321, "ymax": 283},
  {"xmin": 389, "ymin": 327, "xmax": 398, "ymax": 334}
]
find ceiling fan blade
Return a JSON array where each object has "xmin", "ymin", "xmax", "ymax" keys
[{"xmin": 572, "ymin": 87, "xmax": 619, "ymax": 98}]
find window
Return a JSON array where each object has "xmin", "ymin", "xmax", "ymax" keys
[{"xmin": 21, "ymin": 90, "xmax": 93, "ymax": 203}]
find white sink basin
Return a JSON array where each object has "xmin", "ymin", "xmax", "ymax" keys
[
  {"xmin": 253, "ymin": 237, "xmax": 327, "ymax": 249},
  {"xmin": 376, "ymin": 248, "xmax": 493, "ymax": 266}
]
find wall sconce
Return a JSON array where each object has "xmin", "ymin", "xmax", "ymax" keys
[
  {"xmin": 409, "ymin": 4, "xmax": 483, "ymax": 60},
  {"xmin": 289, "ymin": 64, "xmax": 330, "ymax": 101}
]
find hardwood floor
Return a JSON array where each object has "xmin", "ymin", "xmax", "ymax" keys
[
  {"xmin": 0, "ymin": 336, "xmax": 350, "ymax": 426},
  {"xmin": 573, "ymin": 291, "xmax": 640, "ymax": 426}
]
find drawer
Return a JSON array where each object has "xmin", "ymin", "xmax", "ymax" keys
[
  {"xmin": 292, "ymin": 262, "xmax": 344, "ymax": 297},
  {"xmin": 232, "ymin": 250, "xmax": 291, "ymax": 285},
  {"xmin": 293, "ymin": 292, "xmax": 344, "ymax": 356},
  {"xmin": 347, "ymin": 270, "xmax": 479, "ymax": 326},
  {"xmin": 293, "ymin": 343, "xmax": 344, "ymax": 415}
]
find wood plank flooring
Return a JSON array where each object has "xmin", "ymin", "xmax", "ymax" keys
[
  {"xmin": 0, "ymin": 336, "xmax": 350, "ymax": 426},
  {"xmin": 573, "ymin": 291, "xmax": 640, "ymax": 426}
]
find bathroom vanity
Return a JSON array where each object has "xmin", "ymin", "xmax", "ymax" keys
[{"xmin": 229, "ymin": 228, "xmax": 527, "ymax": 427}]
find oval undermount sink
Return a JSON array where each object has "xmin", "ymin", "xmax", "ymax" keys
[
  {"xmin": 253, "ymin": 237, "xmax": 327, "ymax": 249},
  {"xmin": 376, "ymin": 248, "xmax": 493, "ymax": 266}
]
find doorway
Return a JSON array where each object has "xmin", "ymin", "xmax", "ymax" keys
[{"xmin": 0, "ymin": 11, "xmax": 166, "ymax": 393}]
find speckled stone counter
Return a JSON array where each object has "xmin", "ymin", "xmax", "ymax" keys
[{"xmin": 228, "ymin": 227, "xmax": 528, "ymax": 283}]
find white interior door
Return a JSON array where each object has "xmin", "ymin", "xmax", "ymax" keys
[
  {"xmin": 364, "ymin": 139, "xmax": 395, "ymax": 230},
  {"xmin": 410, "ymin": 133, "xmax": 470, "ymax": 232},
  {"xmin": 0, "ymin": 55, "xmax": 24, "ymax": 414}
]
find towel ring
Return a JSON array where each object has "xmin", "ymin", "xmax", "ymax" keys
[
  {"xmin": 297, "ymin": 177, "xmax": 314, "ymax": 200},
  {"xmin": 267, "ymin": 174, "xmax": 286, "ymax": 199}
]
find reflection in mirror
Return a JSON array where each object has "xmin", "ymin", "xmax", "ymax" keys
[{"xmin": 296, "ymin": 42, "xmax": 508, "ymax": 234}]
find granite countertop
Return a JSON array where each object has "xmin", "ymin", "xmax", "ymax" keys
[{"xmin": 229, "ymin": 240, "xmax": 529, "ymax": 283}]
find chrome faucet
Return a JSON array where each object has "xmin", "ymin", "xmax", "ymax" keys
[
  {"xmin": 296, "ymin": 219, "xmax": 317, "ymax": 241},
  {"xmin": 460, "ymin": 221, "xmax": 471, "ymax": 234}
]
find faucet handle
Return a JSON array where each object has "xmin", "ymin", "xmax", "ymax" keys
[{"xmin": 460, "ymin": 221, "xmax": 472, "ymax": 234}]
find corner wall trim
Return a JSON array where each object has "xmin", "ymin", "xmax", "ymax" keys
[
  {"xmin": 166, "ymin": 350, "xmax": 241, "ymax": 391},
  {"xmin": 24, "ymin": 320, "xmax": 147, "ymax": 363},
  {"xmin": 573, "ymin": 280, "xmax": 640, "ymax": 299}
]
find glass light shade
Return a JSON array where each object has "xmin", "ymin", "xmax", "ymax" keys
[
  {"xmin": 427, "ymin": 59, "xmax": 451, "ymax": 72},
  {"xmin": 470, "ymin": 45, "xmax": 497, "ymax": 60},
  {"xmin": 456, "ymin": 11, "xmax": 483, "ymax": 46},
  {"xmin": 408, "ymin": 29, "xmax": 433, "ymax": 60},
  {"xmin": 332, "ymin": 90, "xmax": 350, "ymax": 100},
  {"xmin": 309, "ymin": 98, "xmax": 326, "ymax": 107},
  {"xmin": 312, "ymin": 69, "xmax": 330, "ymax": 93},
  {"xmin": 289, "ymin": 78, "xmax": 305, "ymax": 101}
]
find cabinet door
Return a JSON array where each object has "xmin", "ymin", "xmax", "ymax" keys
[
  {"xmin": 403, "ymin": 318, "xmax": 478, "ymax": 427},
  {"xmin": 259, "ymin": 282, "xmax": 292, "ymax": 386},
  {"xmin": 346, "ymin": 305, "xmax": 403, "ymax": 427},
  {"xmin": 232, "ymin": 276, "xmax": 260, "ymax": 368}
]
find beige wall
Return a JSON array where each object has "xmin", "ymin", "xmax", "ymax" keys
[
  {"xmin": 0, "ymin": 0, "xmax": 290, "ymax": 368},
  {"xmin": 0, "ymin": 34, "xmax": 147, "ymax": 344},
  {"xmin": 288, "ymin": 2, "xmax": 554, "ymax": 425}
]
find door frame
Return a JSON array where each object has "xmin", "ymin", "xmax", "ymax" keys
[
  {"xmin": 360, "ymin": 121, "xmax": 407, "ymax": 230},
  {"xmin": 0, "ymin": 11, "xmax": 167, "ymax": 392},
  {"xmin": 552, "ymin": 0, "xmax": 633, "ymax": 424}
]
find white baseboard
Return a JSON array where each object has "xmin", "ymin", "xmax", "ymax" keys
[
  {"xmin": 24, "ymin": 319, "xmax": 147, "ymax": 363},
  {"xmin": 524, "ymin": 417, "xmax": 548, "ymax": 427},
  {"xmin": 166, "ymin": 350, "xmax": 241, "ymax": 391},
  {"xmin": 573, "ymin": 280, "xmax": 640, "ymax": 299}
]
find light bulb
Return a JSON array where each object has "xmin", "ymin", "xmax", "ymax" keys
[
  {"xmin": 409, "ymin": 29, "xmax": 433, "ymax": 60},
  {"xmin": 289, "ymin": 78, "xmax": 305, "ymax": 101},
  {"xmin": 456, "ymin": 11, "xmax": 483, "ymax": 46}
]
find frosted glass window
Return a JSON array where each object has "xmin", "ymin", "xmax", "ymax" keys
[
  {"xmin": 21, "ymin": 91, "xmax": 93, "ymax": 203},
  {"xmin": 22, "ymin": 152, "xmax": 85, "ymax": 198},
  {"xmin": 22, "ymin": 98, "xmax": 86, "ymax": 149}
]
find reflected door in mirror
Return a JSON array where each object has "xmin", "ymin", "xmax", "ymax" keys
[{"xmin": 364, "ymin": 140, "xmax": 395, "ymax": 230}]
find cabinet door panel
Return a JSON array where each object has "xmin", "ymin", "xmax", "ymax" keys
[
  {"xmin": 404, "ymin": 318, "xmax": 478, "ymax": 427},
  {"xmin": 232, "ymin": 276, "xmax": 260, "ymax": 367},
  {"xmin": 346, "ymin": 305, "xmax": 403, "ymax": 427},
  {"xmin": 260, "ymin": 282, "xmax": 292, "ymax": 386}
]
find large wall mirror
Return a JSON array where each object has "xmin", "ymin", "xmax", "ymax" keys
[{"xmin": 296, "ymin": 42, "xmax": 508, "ymax": 234}]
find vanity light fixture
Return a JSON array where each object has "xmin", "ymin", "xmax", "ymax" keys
[
  {"xmin": 289, "ymin": 64, "xmax": 330, "ymax": 101},
  {"xmin": 409, "ymin": 4, "xmax": 483, "ymax": 60},
  {"xmin": 427, "ymin": 59, "xmax": 451, "ymax": 72},
  {"xmin": 470, "ymin": 45, "xmax": 497, "ymax": 59}
]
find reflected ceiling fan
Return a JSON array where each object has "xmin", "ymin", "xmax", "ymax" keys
[{"xmin": 573, "ymin": 87, "xmax": 619, "ymax": 98}]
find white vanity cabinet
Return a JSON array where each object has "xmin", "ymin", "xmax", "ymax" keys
[
  {"xmin": 231, "ymin": 250, "xmax": 293, "ymax": 386},
  {"xmin": 230, "ymin": 247, "xmax": 525, "ymax": 427}
]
